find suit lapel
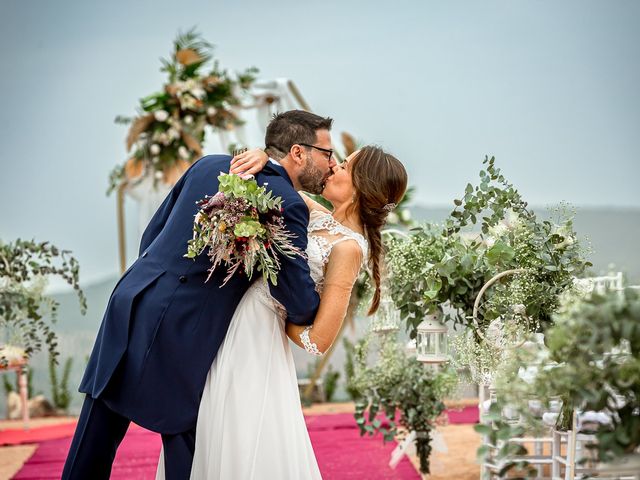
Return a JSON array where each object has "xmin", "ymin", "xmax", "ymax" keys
[{"xmin": 262, "ymin": 161, "xmax": 293, "ymax": 187}]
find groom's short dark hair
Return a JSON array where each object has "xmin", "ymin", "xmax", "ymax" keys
[{"xmin": 265, "ymin": 110, "xmax": 333, "ymax": 160}]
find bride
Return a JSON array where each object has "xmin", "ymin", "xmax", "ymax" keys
[{"xmin": 157, "ymin": 145, "xmax": 407, "ymax": 479}]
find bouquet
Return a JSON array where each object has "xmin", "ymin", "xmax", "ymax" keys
[{"xmin": 185, "ymin": 173, "xmax": 304, "ymax": 286}]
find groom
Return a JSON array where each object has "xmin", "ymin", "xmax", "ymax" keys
[{"xmin": 62, "ymin": 110, "xmax": 337, "ymax": 479}]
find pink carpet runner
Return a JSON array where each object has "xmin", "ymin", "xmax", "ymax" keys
[
  {"xmin": 11, "ymin": 408, "xmax": 478, "ymax": 479},
  {"xmin": 0, "ymin": 423, "xmax": 77, "ymax": 446}
]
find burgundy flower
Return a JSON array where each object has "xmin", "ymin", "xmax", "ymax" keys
[{"xmin": 207, "ymin": 191, "xmax": 226, "ymax": 208}]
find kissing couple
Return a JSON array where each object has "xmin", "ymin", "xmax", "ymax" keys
[{"xmin": 62, "ymin": 110, "xmax": 408, "ymax": 479}]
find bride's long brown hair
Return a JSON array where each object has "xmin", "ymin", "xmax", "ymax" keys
[{"xmin": 347, "ymin": 146, "xmax": 408, "ymax": 315}]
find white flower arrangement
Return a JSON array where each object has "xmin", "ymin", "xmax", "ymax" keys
[{"xmin": 107, "ymin": 28, "xmax": 258, "ymax": 195}]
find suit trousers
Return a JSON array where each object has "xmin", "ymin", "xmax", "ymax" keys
[{"xmin": 62, "ymin": 395, "xmax": 196, "ymax": 480}]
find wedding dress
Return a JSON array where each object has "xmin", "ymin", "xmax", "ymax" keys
[{"xmin": 156, "ymin": 209, "xmax": 367, "ymax": 480}]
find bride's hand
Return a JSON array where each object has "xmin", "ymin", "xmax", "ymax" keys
[{"xmin": 230, "ymin": 148, "xmax": 268, "ymax": 176}]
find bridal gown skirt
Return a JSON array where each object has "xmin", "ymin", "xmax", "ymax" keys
[{"xmin": 156, "ymin": 281, "xmax": 322, "ymax": 480}]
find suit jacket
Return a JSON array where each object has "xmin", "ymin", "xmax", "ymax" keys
[{"xmin": 79, "ymin": 154, "xmax": 320, "ymax": 434}]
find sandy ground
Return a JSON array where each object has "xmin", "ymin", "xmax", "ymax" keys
[
  {"xmin": 0, "ymin": 417, "xmax": 78, "ymax": 479},
  {"xmin": 0, "ymin": 445, "xmax": 37, "ymax": 480},
  {"xmin": 0, "ymin": 403, "xmax": 481, "ymax": 479},
  {"xmin": 423, "ymin": 424, "xmax": 481, "ymax": 480}
]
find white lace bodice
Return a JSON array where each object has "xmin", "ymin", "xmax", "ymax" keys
[
  {"xmin": 248, "ymin": 209, "xmax": 368, "ymax": 323},
  {"xmin": 306, "ymin": 209, "xmax": 368, "ymax": 292}
]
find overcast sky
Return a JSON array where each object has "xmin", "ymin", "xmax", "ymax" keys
[{"xmin": 1, "ymin": 0, "xmax": 638, "ymax": 283}]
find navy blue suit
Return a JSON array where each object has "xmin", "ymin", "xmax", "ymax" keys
[{"xmin": 63, "ymin": 155, "xmax": 320, "ymax": 479}]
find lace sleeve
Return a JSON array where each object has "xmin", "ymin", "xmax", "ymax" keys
[{"xmin": 299, "ymin": 326, "xmax": 323, "ymax": 356}]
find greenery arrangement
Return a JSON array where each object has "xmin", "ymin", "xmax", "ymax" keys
[
  {"xmin": 385, "ymin": 224, "xmax": 482, "ymax": 335},
  {"xmin": 475, "ymin": 288, "xmax": 640, "ymax": 475},
  {"xmin": 474, "ymin": 401, "xmax": 538, "ymax": 478},
  {"xmin": 387, "ymin": 156, "xmax": 591, "ymax": 339},
  {"xmin": 108, "ymin": 28, "xmax": 258, "ymax": 194},
  {"xmin": 445, "ymin": 156, "xmax": 591, "ymax": 333},
  {"xmin": 350, "ymin": 332, "xmax": 457, "ymax": 474},
  {"xmin": 534, "ymin": 288, "xmax": 640, "ymax": 462},
  {"xmin": 0, "ymin": 239, "xmax": 86, "ymax": 365},
  {"xmin": 379, "ymin": 156, "xmax": 593, "ymax": 476}
]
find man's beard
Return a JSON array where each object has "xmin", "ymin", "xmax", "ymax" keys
[{"xmin": 298, "ymin": 153, "xmax": 327, "ymax": 194}]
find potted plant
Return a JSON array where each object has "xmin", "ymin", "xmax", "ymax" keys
[
  {"xmin": 387, "ymin": 158, "xmax": 591, "ymax": 380},
  {"xmin": 351, "ymin": 332, "xmax": 457, "ymax": 475},
  {"xmin": 0, "ymin": 239, "xmax": 86, "ymax": 365}
]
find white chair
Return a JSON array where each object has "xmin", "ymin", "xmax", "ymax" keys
[
  {"xmin": 479, "ymin": 398, "xmax": 555, "ymax": 479},
  {"xmin": 552, "ymin": 274, "xmax": 636, "ymax": 480},
  {"xmin": 573, "ymin": 272, "xmax": 624, "ymax": 295},
  {"xmin": 552, "ymin": 411, "xmax": 638, "ymax": 480}
]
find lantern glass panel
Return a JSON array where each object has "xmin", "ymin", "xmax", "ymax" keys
[
  {"xmin": 438, "ymin": 332, "xmax": 448, "ymax": 355},
  {"xmin": 420, "ymin": 332, "xmax": 436, "ymax": 355}
]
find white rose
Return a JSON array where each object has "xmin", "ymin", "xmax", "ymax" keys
[
  {"xmin": 174, "ymin": 80, "xmax": 186, "ymax": 93},
  {"xmin": 154, "ymin": 170, "xmax": 164, "ymax": 180},
  {"xmin": 504, "ymin": 209, "xmax": 521, "ymax": 229},
  {"xmin": 178, "ymin": 146, "xmax": 190, "ymax": 159},
  {"xmin": 184, "ymin": 115, "xmax": 194, "ymax": 125},
  {"xmin": 492, "ymin": 223, "xmax": 508, "ymax": 237},
  {"xmin": 191, "ymin": 87, "xmax": 206, "ymax": 99},
  {"xmin": 180, "ymin": 97, "xmax": 197, "ymax": 110},
  {"xmin": 207, "ymin": 107, "xmax": 217, "ymax": 116},
  {"xmin": 150, "ymin": 144, "xmax": 161, "ymax": 155},
  {"xmin": 154, "ymin": 110, "xmax": 169, "ymax": 122},
  {"xmin": 511, "ymin": 304, "xmax": 526, "ymax": 315},
  {"xmin": 168, "ymin": 128, "xmax": 180, "ymax": 140},
  {"xmin": 554, "ymin": 235, "xmax": 575, "ymax": 250}
]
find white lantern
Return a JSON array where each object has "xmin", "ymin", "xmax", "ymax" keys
[
  {"xmin": 370, "ymin": 296, "xmax": 400, "ymax": 333},
  {"xmin": 416, "ymin": 313, "xmax": 448, "ymax": 364}
]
